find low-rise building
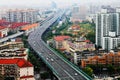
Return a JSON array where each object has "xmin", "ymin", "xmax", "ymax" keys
[
  {"xmin": 0, "ymin": 48, "xmax": 28, "ymax": 60},
  {"xmin": 0, "ymin": 41, "xmax": 24, "ymax": 50},
  {"xmin": 9, "ymin": 22, "xmax": 28, "ymax": 33},
  {"xmin": 21, "ymin": 23, "xmax": 39, "ymax": 35},
  {"xmin": 81, "ymin": 51, "xmax": 120, "ymax": 68},
  {"xmin": 0, "ymin": 19, "xmax": 10, "ymax": 27},
  {"xmin": 0, "ymin": 26, "xmax": 8, "ymax": 38},
  {"xmin": 53, "ymin": 36, "xmax": 95, "ymax": 64},
  {"xmin": 0, "ymin": 38, "xmax": 28, "ymax": 59},
  {"xmin": 68, "ymin": 40, "xmax": 95, "ymax": 53},
  {"xmin": 0, "ymin": 20, "xmax": 28, "ymax": 33},
  {"xmin": 67, "ymin": 37, "xmax": 95, "ymax": 64},
  {"xmin": 53, "ymin": 35, "xmax": 70, "ymax": 51},
  {"xmin": 68, "ymin": 25, "xmax": 80, "ymax": 35},
  {"xmin": 0, "ymin": 58, "xmax": 34, "ymax": 80}
]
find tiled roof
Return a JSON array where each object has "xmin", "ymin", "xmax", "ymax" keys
[
  {"xmin": 0, "ymin": 19, "xmax": 11, "ymax": 26},
  {"xmin": 84, "ymin": 40, "xmax": 90, "ymax": 42},
  {"xmin": 21, "ymin": 23, "xmax": 38, "ymax": 31},
  {"xmin": 59, "ymin": 48, "xmax": 66, "ymax": 51},
  {"xmin": 10, "ymin": 22, "xmax": 28, "ymax": 29},
  {"xmin": 20, "ymin": 75, "xmax": 34, "ymax": 79},
  {"xmin": 0, "ymin": 26, "xmax": 6, "ymax": 30},
  {"xmin": 54, "ymin": 36, "xmax": 70, "ymax": 41},
  {"xmin": 71, "ymin": 25, "xmax": 80, "ymax": 30},
  {"xmin": 0, "ymin": 58, "xmax": 33, "ymax": 68},
  {"xmin": 0, "ymin": 19, "xmax": 6, "ymax": 23},
  {"xmin": 15, "ymin": 38, "xmax": 22, "ymax": 42}
]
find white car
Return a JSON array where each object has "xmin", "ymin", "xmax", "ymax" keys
[
  {"xmin": 75, "ymin": 73, "xmax": 78, "ymax": 76},
  {"xmin": 46, "ymin": 57, "xmax": 49, "ymax": 60},
  {"xmin": 51, "ymin": 58, "xmax": 54, "ymax": 62}
]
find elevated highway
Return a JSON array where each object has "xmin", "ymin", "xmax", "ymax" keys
[{"xmin": 28, "ymin": 10, "xmax": 92, "ymax": 80}]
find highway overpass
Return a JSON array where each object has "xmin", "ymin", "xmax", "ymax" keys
[{"xmin": 28, "ymin": 10, "xmax": 92, "ymax": 80}]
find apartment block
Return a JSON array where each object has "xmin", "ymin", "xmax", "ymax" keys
[
  {"xmin": 5, "ymin": 9, "xmax": 38, "ymax": 23},
  {"xmin": 81, "ymin": 51, "xmax": 120, "ymax": 68},
  {"xmin": 0, "ymin": 58, "xmax": 34, "ymax": 80},
  {"xmin": 96, "ymin": 9, "xmax": 120, "ymax": 50}
]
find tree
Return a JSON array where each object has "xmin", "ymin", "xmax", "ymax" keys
[
  {"xmin": 83, "ymin": 67, "xmax": 93, "ymax": 77},
  {"xmin": 107, "ymin": 64, "xmax": 115, "ymax": 74},
  {"xmin": 41, "ymin": 72, "xmax": 49, "ymax": 79},
  {"xmin": 28, "ymin": 51, "xmax": 41, "ymax": 71}
]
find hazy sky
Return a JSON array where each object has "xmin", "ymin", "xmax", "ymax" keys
[{"xmin": 0, "ymin": 0, "xmax": 120, "ymax": 8}]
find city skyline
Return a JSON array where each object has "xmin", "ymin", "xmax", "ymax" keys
[
  {"xmin": 0, "ymin": 0, "xmax": 120, "ymax": 8},
  {"xmin": 0, "ymin": 0, "xmax": 120, "ymax": 80}
]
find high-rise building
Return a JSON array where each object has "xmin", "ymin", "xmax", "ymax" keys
[
  {"xmin": 5, "ymin": 9, "xmax": 38, "ymax": 23},
  {"xmin": 96, "ymin": 9, "xmax": 120, "ymax": 50},
  {"xmin": 51, "ymin": 1, "xmax": 57, "ymax": 9},
  {"xmin": 71, "ymin": 5, "xmax": 87, "ymax": 22}
]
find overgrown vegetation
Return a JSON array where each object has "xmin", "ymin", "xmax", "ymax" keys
[
  {"xmin": 79, "ymin": 21, "xmax": 95, "ymax": 43},
  {"xmin": 28, "ymin": 50, "xmax": 41, "ymax": 71}
]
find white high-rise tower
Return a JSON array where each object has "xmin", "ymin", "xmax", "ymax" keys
[{"xmin": 96, "ymin": 9, "xmax": 120, "ymax": 50}]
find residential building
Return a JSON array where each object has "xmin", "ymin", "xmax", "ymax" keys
[
  {"xmin": 0, "ymin": 48, "xmax": 28, "ymax": 60},
  {"xmin": 0, "ymin": 58, "xmax": 34, "ymax": 80},
  {"xmin": 68, "ymin": 25, "xmax": 80, "ymax": 35},
  {"xmin": 0, "ymin": 19, "xmax": 10, "ymax": 27},
  {"xmin": 71, "ymin": 5, "xmax": 87, "ymax": 23},
  {"xmin": 9, "ymin": 22, "xmax": 28, "ymax": 33},
  {"xmin": 5, "ymin": 9, "xmax": 38, "ymax": 23},
  {"xmin": 67, "ymin": 37, "xmax": 95, "ymax": 53},
  {"xmin": 0, "ymin": 41, "xmax": 24, "ymax": 50},
  {"xmin": 51, "ymin": 1, "xmax": 57, "ymax": 9},
  {"xmin": 0, "ymin": 38, "xmax": 28, "ymax": 59},
  {"xmin": 88, "ymin": 5, "xmax": 100, "ymax": 14},
  {"xmin": 53, "ymin": 36, "xmax": 95, "ymax": 64},
  {"xmin": 0, "ymin": 19, "xmax": 28, "ymax": 33},
  {"xmin": 81, "ymin": 51, "xmax": 120, "ymax": 68},
  {"xmin": 0, "ymin": 26, "xmax": 8, "ymax": 38},
  {"xmin": 21, "ymin": 23, "xmax": 39, "ymax": 35},
  {"xmin": 53, "ymin": 36, "xmax": 70, "ymax": 51},
  {"xmin": 96, "ymin": 9, "xmax": 120, "ymax": 50},
  {"xmin": 67, "ymin": 37, "xmax": 95, "ymax": 64}
]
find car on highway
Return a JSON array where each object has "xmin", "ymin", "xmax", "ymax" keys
[
  {"xmin": 46, "ymin": 57, "xmax": 49, "ymax": 60},
  {"xmin": 51, "ymin": 58, "xmax": 54, "ymax": 62},
  {"xmin": 75, "ymin": 73, "xmax": 78, "ymax": 76}
]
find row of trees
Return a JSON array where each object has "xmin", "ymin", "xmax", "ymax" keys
[
  {"xmin": 28, "ymin": 50, "xmax": 41, "ymax": 71},
  {"xmin": 83, "ymin": 64, "xmax": 120, "ymax": 77}
]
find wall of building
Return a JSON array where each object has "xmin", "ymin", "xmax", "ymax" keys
[
  {"xmin": 20, "ymin": 67, "xmax": 34, "ymax": 77},
  {"xmin": 96, "ymin": 12, "xmax": 120, "ymax": 50},
  {"xmin": 0, "ymin": 28, "xmax": 8, "ymax": 38}
]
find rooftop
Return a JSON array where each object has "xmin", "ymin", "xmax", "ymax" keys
[
  {"xmin": 0, "ymin": 26, "xmax": 6, "ymax": 30},
  {"xmin": 54, "ymin": 36, "xmax": 70, "ymax": 41},
  {"xmin": 84, "ymin": 40, "xmax": 90, "ymax": 43},
  {"xmin": 0, "ymin": 58, "xmax": 33, "ymax": 68},
  {"xmin": 10, "ymin": 22, "xmax": 28, "ymax": 29},
  {"xmin": 71, "ymin": 25, "xmax": 80, "ymax": 30},
  {"xmin": 21, "ymin": 23, "xmax": 38, "ymax": 31},
  {"xmin": 0, "ymin": 19, "xmax": 11, "ymax": 26},
  {"xmin": 20, "ymin": 75, "xmax": 34, "ymax": 79}
]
